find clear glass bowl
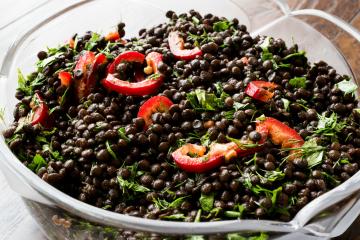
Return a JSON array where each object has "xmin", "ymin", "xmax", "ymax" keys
[{"xmin": 0, "ymin": 0, "xmax": 359, "ymax": 239}]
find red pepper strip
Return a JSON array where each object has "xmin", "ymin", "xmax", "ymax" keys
[
  {"xmin": 137, "ymin": 96, "xmax": 173, "ymax": 128},
  {"xmin": 107, "ymin": 51, "xmax": 145, "ymax": 74},
  {"xmin": 103, "ymin": 51, "xmax": 164, "ymax": 96},
  {"xmin": 245, "ymin": 81, "xmax": 278, "ymax": 102},
  {"xmin": 58, "ymin": 71, "xmax": 72, "ymax": 87},
  {"xmin": 103, "ymin": 74, "xmax": 163, "ymax": 96},
  {"xmin": 172, "ymin": 125, "xmax": 269, "ymax": 173},
  {"xmin": 105, "ymin": 31, "xmax": 120, "ymax": 41},
  {"xmin": 30, "ymin": 93, "xmax": 49, "ymax": 126},
  {"xmin": 168, "ymin": 31, "xmax": 202, "ymax": 60},
  {"xmin": 172, "ymin": 143, "xmax": 240, "ymax": 173},
  {"xmin": 257, "ymin": 117, "xmax": 304, "ymax": 159},
  {"xmin": 74, "ymin": 51, "xmax": 106, "ymax": 100}
]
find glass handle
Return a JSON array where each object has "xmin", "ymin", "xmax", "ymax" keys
[{"xmin": 290, "ymin": 9, "xmax": 360, "ymax": 43}]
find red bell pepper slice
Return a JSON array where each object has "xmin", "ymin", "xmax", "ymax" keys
[
  {"xmin": 172, "ymin": 125, "xmax": 268, "ymax": 173},
  {"xmin": 256, "ymin": 117, "xmax": 304, "ymax": 159},
  {"xmin": 172, "ymin": 143, "xmax": 239, "ymax": 173},
  {"xmin": 58, "ymin": 71, "xmax": 72, "ymax": 87},
  {"xmin": 105, "ymin": 31, "xmax": 120, "ymax": 41},
  {"xmin": 30, "ymin": 93, "xmax": 49, "ymax": 126},
  {"xmin": 245, "ymin": 81, "xmax": 278, "ymax": 102},
  {"xmin": 168, "ymin": 31, "xmax": 202, "ymax": 60},
  {"xmin": 137, "ymin": 96, "xmax": 173, "ymax": 128},
  {"xmin": 103, "ymin": 51, "xmax": 164, "ymax": 96},
  {"xmin": 74, "ymin": 51, "xmax": 106, "ymax": 100},
  {"xmin": 107, "ymin": 51, "xmax": 145, "ymax": 74}
]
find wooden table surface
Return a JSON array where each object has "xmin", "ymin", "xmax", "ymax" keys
[{"xmin": 0, "ymin": 1, "xmax": 359, "ymax": 239}]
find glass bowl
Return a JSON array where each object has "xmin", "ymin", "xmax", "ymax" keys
[{"xmin": 0, "ymin": 0, "xmax": 359, "ymax": 239}]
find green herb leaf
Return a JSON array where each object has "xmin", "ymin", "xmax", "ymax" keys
[
  {"xmin": 213, "ymin": 20, "xmax": 231, "ymax": 32},
  {"xmin": 28, "ymin": 154, "xmax": 47, "ymax": 172},
  {"xmin": 281, "ymin": 98, "xmax": 290, "ymax": 111},
  {"xmin": 226, "ymin": 233, "xmax": 246, "ymax": 240},
  {"xmin": 224, "ymin": 211, "xmax": 241, "ymax": 218},
  {"xmin": 233, "ymin": 102, "xmax": 249, "ymax": 111},
  {"xmin": 303, "ymin": 139, "xmax": 324, "ymax": 168},
  {"xmin": 289, "ymin": 77, "xmax": 306, "ymax": 88},
  {"xmin": 117, "ymin": 176, "xmax": 150, "ymax": 194},
  {"xmin": 17, "ymin": 69, "xmax": 31, "ymax": 95},
  {"xmin": 258, "ymin": 169, "xmax": 285, "ymax": 182},
  {"xmin": 84, "ymin": 32, "xmax": 101, "ymax": 50},
  {"xmin": 106, "ymin": 141, "xmax": 117, "ymax": 160},
  {"xmin": 36, "ymin": 52, "xmax": 63, "ymax": 71},
  {"xmin": 199, "ymin": 193, "xmax": 214, "ymax": 212},
  {"xmin": 118, "ymin": 127, "xmax": 130, "ymax": 143},
  {"xmin": 248, "ymin": 233, "xmax": 269, "ymax": 240},
  {"xmin": 226, "ymin": 136, "xmax": 262, "ymax": 150},
  {"xmin": 315, "ymin": 112, "xmax": 346, "ymax": 137},
  {"xmin": 194, "ymin": 209, "xmax": 202, "ymax": 222},
  {"xmin": 186, "ymin": 89, "xmax": 227, "ymax": 111},
  {"xmin": 153, "ymin": 196, "xmax": 188, "ymax": 210},
  {"xmin": 60, "ymin": 87, "xmax": 70, "ymax": 106},
  {"xmin": 161, "ymin": 213, "xmax": 186, "ymax": 220},
  {"xmin": 282, "ymin": 50, "xmax": 306, "ymax": 61},
  {"xmin": 322, "ymin": 172, "xmax": 340, "ymax": 186},
  {"xmin": 336, "ymin": 79, "xmax": 357, "ymax": 96},
  {"xmin": 192, "ymin": 16, "xmax": 200, "ymax": 25},
  {"xmin": 260, "ymin": 37, "xmax": 271, "ymax": 53},
  {"xmin": 250, "ymin": 185, "xmax": 282, "ymax": 205},
  {"xmin": 102, "ymin": 205, "xmax": 112, "ymax": 210}
]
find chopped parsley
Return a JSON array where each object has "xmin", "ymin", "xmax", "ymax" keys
[
  {"xmin": 153, "ymin": 196, "xmax": 188, "ymax": 210},
  {"xmin": 118, "ymin": 127, "xmax": 130, "ymax": 143},
  {"xmin": 289, "ymin": 77, "xmax": 306, "ymax": 88},
  {"xmin": 336, "ymin": 79, "xmax": 357, "ymax": 96},
  {"xmin": 281, "ymin": 98, "xmax": 290, "ymax": 111},
  {"xmin": 28, "ymin": 154, "xmax": 47, "ymax": 172},
  {"xmin": 0, "ymin": 107, "xmax": 5, "ymax": 123},
  {"xmin": 117, "ymin": 176, "xmax": 150, "ymax": 194},
  {"xmin": 213, "ymin": 20, "xmax": 232, "ymax": 32},
  {"xmin": 106, "ymin": 141, "xmax": 118, "ymax": 160},
  {"xmin": 315, "ymin": 112, "xmax": 346, "ymax": 137},
  {"xmin": 186, "ymin": 89, "xmax": 228, "ymax": 111},
  {"xmin": 199, "ymin": 193, "xmax": 214, "ymax": 212},
  {"xmin": 282, "ymin": 50, "xmax": 306, "ymax": 61},
  {"xmin": 84, "ymin": 32, "xmax": 101, "ymax": 50}
]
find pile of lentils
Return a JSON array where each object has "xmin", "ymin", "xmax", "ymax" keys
[{"xmin": 3, "ymin": 10, "xmax": 360, "ymax": 222}]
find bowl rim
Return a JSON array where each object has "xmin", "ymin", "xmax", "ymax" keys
[{"xmin": 0, "ymin": 0, "xmax": 360, "ymax": 236}]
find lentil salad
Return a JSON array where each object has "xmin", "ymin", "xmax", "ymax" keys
[{"xmin": 3, "ymin": 10, "xmax": 360, "ymax": 223}]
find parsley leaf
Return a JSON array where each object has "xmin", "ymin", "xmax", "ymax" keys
[
  {"xmin": 117, "ymin": 176, "xmax": 150, "ymax": 194},
  {"xmin": 36, "ymin": 52, "xmax": 63, "ymax": 71},
  {"xmin": 118, "ymin": 127, "xmax": 130, "ymax": 143},
  {"xmin": 289, "ymin": 77, "xmax": 306, "ymax": 88},
  {"xmin": 28, "ymin": 154, "xmax": 47, "ymax": 172},
  {"xmin": 84, "ymin": 32, "xmax": 101, "ymax": 50},
  {"xmin": 199, "ymin": 193, "xmax": 214, "ymax": 212},
  {"xmin": 153, "ymin": 196, "xmax": 188, "ymax": 210},
  {"xmin": 282, "ymin": 50, "xmax": 306, "ymax": 61},
  {"xmin": 186, "ymin": 89, "xmax": 227, "ymax": 111},
  {"xmin": 17, "ymin": 69, "xmax": 31, "ymax": 95},
  {"xmin": 336, "ymin": 79, "xmax": 357, "ymax": 96},
  {"xmin": 192, "ymin": 16, "xmax": 200, "ymax": 25},
  {"xmin": 213, "ymin": 20, "xmax": 231, "ymax": 32},
  {"xmin": 281, "ymin": 98, "xmax": 290, "ymax": 111},
  {"xmin": 106, "ymin": 141, "xmax": 117, "ymax": 160},
  {"xmin": 315, "ymin": 112, "xmax": 346, "ymax": 137}
]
